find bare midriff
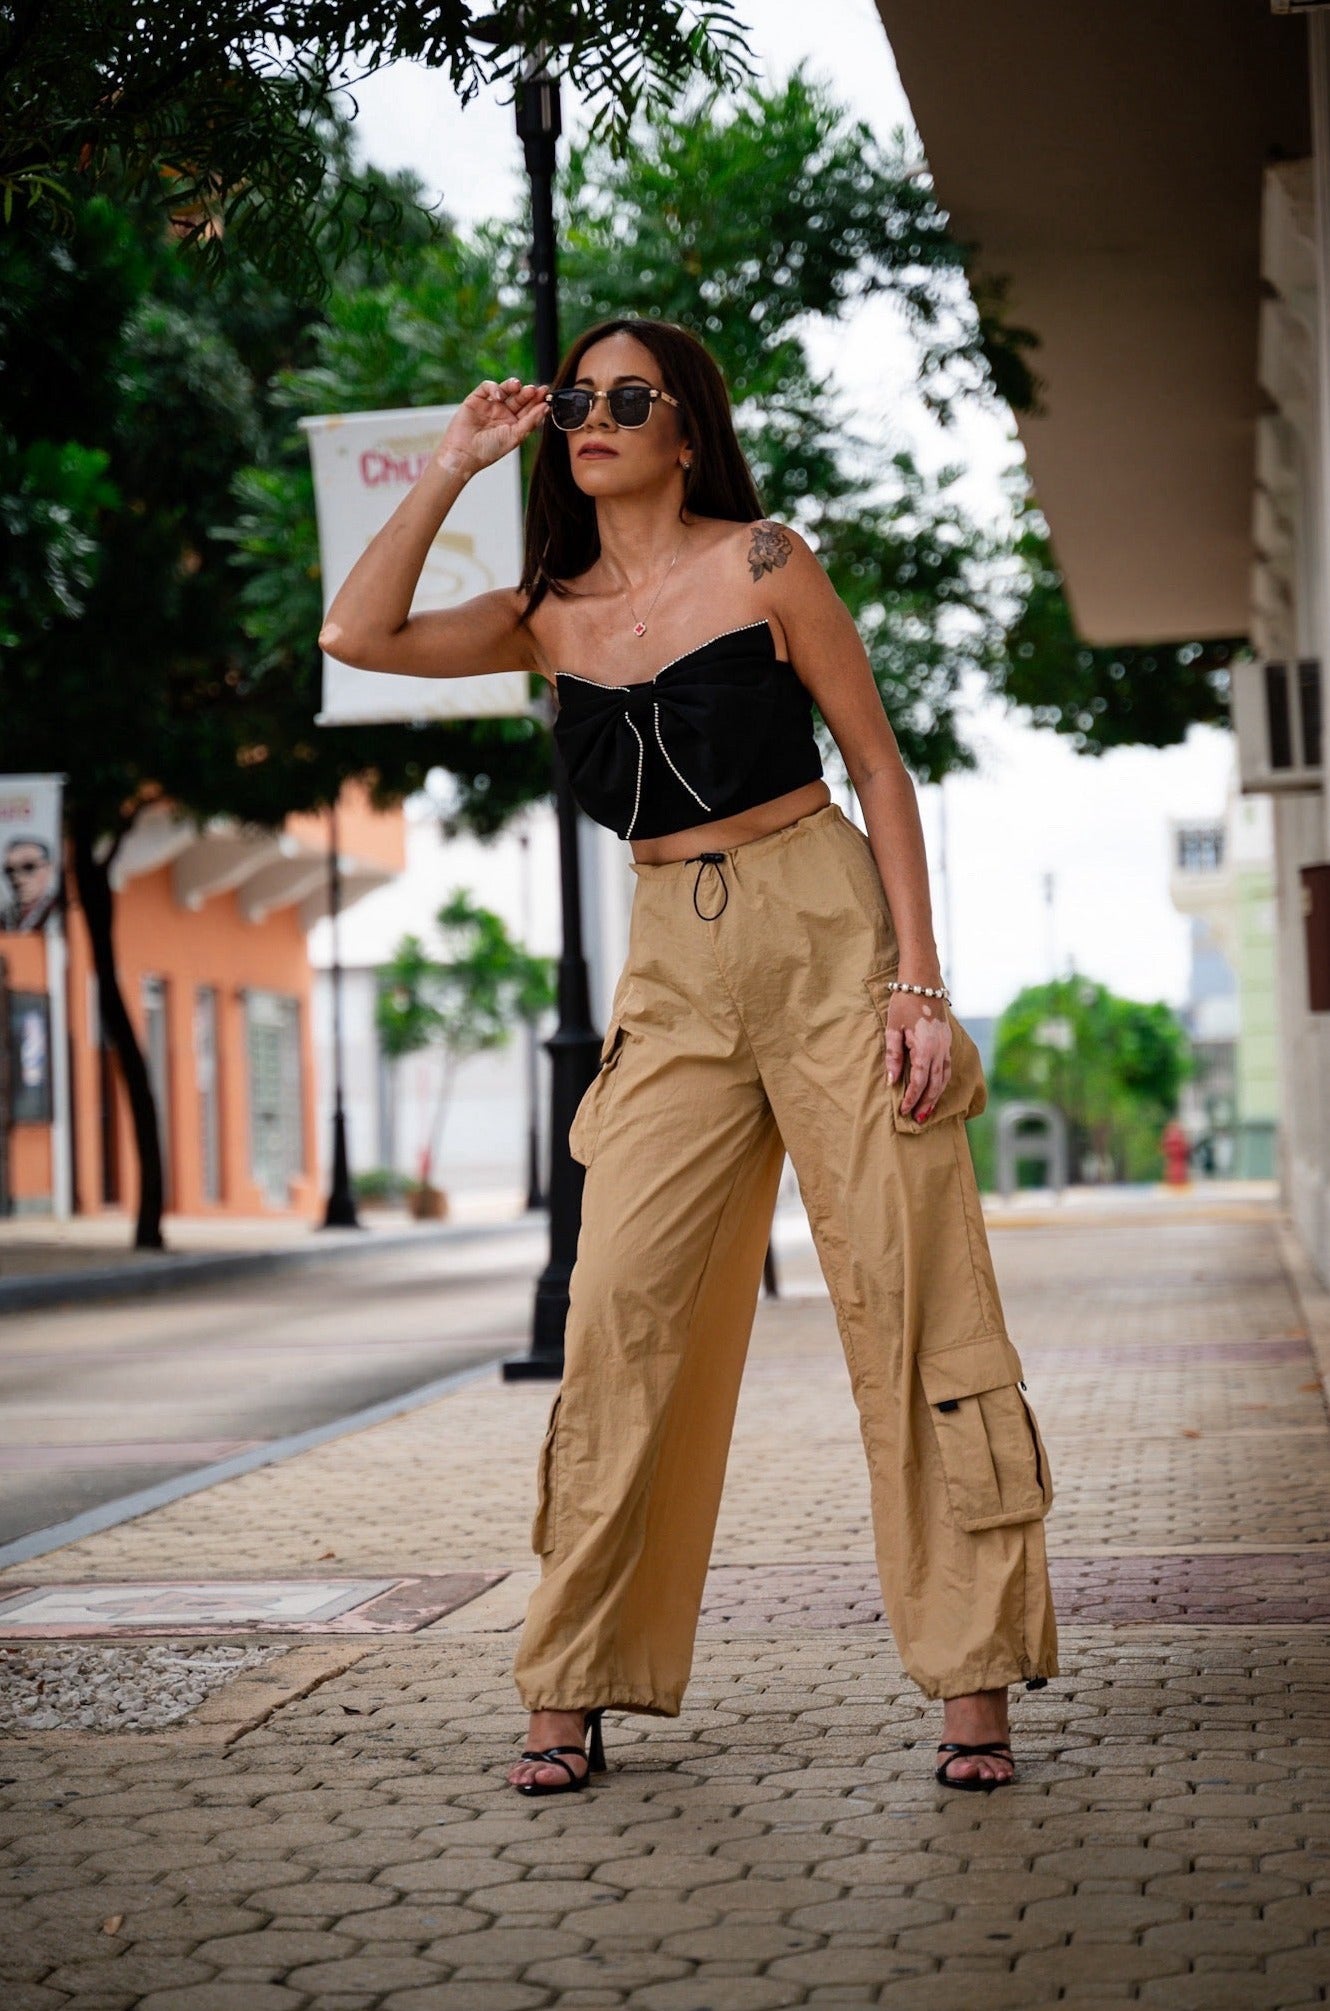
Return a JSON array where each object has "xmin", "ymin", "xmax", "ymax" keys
[{"xmin": 620, "ymin": 778, "xmax": 833, "ymax": 864}]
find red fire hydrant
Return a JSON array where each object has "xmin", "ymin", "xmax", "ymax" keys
[{"xmin": 1161, "ymin": 1119, "xmax": 1191, "ymax": 1187}]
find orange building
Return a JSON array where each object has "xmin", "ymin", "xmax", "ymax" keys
[{"xmin": 0, "ymin": 789, "xmax": 402, "ymax": 1221}]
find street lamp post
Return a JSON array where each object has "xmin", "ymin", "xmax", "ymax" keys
[
  {"xmin": 519, "ymin": 825, "xmax": 545, "ymax": 1211},
  {"xmin": 468, "ymin": 26, "xmax": 602, "ymax": 1378},
  {"xmin": 321, "ymin": 792, "xmax": 361, "ymax": 1230}
]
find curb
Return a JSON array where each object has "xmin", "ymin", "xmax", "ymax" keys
[
  {"xmin": 0, "ymin": 1215, "xmax": 543, "ymax": 1315},
  {"xmin": 0, "ymin": 1355, "xmax": 505, "ymax": 1572}
]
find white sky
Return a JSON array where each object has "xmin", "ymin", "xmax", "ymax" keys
[{"xmin": 335, "ymin": 0, "xmax": 1238, "ymax": 1018}]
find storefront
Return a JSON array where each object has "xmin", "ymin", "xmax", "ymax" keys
[{"xmin": 0, "ymin": 793, "xmax": 402, "ymax": 1220}]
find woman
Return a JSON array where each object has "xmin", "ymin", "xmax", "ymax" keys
[{"xmin": 321, "ymin": 317, "xmax": 1057, "ymax": 1799}]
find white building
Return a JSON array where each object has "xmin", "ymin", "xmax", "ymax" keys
[
  {"xmin": 308, "ymin": 789, "xmax": 632, "ymax": 1205},
  {"xmin": 1168, "ymin": 764, "xmax": 1279, "ymax": 1176}
]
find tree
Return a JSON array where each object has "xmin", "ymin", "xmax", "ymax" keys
[
  {"xmin": 0, "ymin": 1, "xmax": 755, "ymax": 296},
  {"xmin": 0, "ymin": 438, "xmax": 115, "ymax": 647},
  {"xmin": 548, "ymin": 64, "xmax": 1039, "ymax": 780},
  {"xmin": 376, "ymin": 890, "xmax": 555, "ymax": 1196},
  {"xmin": 0, "ymin": 68, "xmax": 1044, "ymax": 1248},
  {"xmin": 990, "ymin": 973, "xmax": 1192, "ymax": 1183},
  {"xmin": 0, "ymin": 172, "xmax": 551, "ymax": 1248},
  {"xmin": 552, "ymin": 65, "xmax": 1041, "ymax": 430},
  {"xmin": 234, "ymin": 64, "xmax": 1030, "ymax": 789},
  {"xmin": 995, "ymin": 502, "xmax": 1245, "ymax": 757}
]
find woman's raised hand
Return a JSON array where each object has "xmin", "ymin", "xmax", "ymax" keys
[{"xmin": 436, "ymin": 377, "xmax": 548, "ymax": 476}]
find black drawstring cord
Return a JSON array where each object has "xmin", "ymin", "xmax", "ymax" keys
[{"xmin": 688, "ymin": 851, "xmax": 729, "ymax": 920}]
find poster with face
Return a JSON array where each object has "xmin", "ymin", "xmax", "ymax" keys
[{"xmin": 0, "ymin": 775, "xmax": 63, "ymax": 933}]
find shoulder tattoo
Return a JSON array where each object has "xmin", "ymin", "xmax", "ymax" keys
[{"xmin": 746, "ymin": 520, "xmax": 793, "ymax": 581}]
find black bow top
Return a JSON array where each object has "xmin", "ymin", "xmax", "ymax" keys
[{"xmin": 552, "ymin": 619, "xmax": 824, "ymax": 841}]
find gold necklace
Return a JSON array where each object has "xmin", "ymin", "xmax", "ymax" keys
[{"xmin": 615, "ymin": 526, "xmax": 688, "ymax": 637}]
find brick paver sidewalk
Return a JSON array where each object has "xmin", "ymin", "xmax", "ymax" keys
[{"xmin": 0, "ymin": 1195, "xmax": 1327, "ymax": 2008}]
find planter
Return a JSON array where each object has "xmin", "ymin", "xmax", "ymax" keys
[{"xmin": 409, "ymin": 1182, "xmax": 448, "ymax": 1221}]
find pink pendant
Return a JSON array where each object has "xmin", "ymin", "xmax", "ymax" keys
[{"xmin": 633, "ymin": 621, "xmax": 646, "ymax": 636}]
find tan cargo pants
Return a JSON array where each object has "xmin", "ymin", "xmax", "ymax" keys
[{"xmin": 512, "ymin": 799, "xmax": 1057, "ymax": 1713}]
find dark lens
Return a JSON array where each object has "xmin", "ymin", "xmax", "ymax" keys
[
  {"xmin": 609, "ymin": 386, "xmax": 654, "ymax": 426},
  {"xmin": 549, "ymin": 389, "xmax": 592, "ymax": 430}
]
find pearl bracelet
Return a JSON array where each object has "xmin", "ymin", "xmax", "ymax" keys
[{"xmin": 885, "ymin": 979, "xmax": 952, "ymax": 1005}]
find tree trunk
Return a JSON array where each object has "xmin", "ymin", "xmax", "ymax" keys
[
  {"xmin": 70, "ymin": 809, "xmax": 165, "ymax": 1251},
  {"xmin": 423, "ymin": 1051, "xmax": 457, "ymax": 1185}
]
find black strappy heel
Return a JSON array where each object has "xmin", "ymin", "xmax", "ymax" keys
[
  {"xmin": 513, "ymin": 1708, "xmax": 607, "ymax": 1796},
  {"xmin": 935, "ymin": 1739, "xmax": 1016, "ymax": 1793}
]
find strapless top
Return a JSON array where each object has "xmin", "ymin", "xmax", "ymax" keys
[{"xmin": 551, "ymin": 618, "xmax": 824, "ymax": 841}]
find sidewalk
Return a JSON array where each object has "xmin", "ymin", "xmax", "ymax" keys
[
  {"xmin": 0, "ymin": 1176, "xmax": 1281, "ymax": 1311},
  {"xmin": 0, "ymin": 1190, "xmax": 1326, "ymax": 2007}
]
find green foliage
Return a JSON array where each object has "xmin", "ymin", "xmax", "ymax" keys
[
  {"xmin": 809, "ymin": 459, "xmax": 1009, "ymax": 782},
  {"xmin": 231, "ymin": 64, "xmax": 1023, "ymax": 786},
  {"xmin": 0, "ymin": 191, "xmax": 268, "ymax": 834},
  {"xmin": 545, "ymin": 64, "xmax": 1027, "ymax": 777},
  {"xmin": 553, "ymin": 65, "xmax": 1040, "ymax": 428},
  {"xmin": 997, "ymin": 509, "xmax": 1243, "ymax": 755},
  {"xmin": 1, "ymin": 2, "xmax": 756, "ymax": 295},
  {"xmin": 0, "ymin": 436, "xmax": 117, "ymax": 646},
  {"xmin": 0, "ymin": 159, "xmax": 555, "ymax": 847},
  {"xmin": 990, "ymin": 973, "xmax": 1193, "ymax": 1183},
  {"xmin": 376, "ymin": 891, "xmax": 555, "ymax": 1065},
  {"xmin": 375, "ymin": 889, "xmax": 555, "ymax": 1183},
  {"xmin": 352, "ymin": 1165, "xmax": 412, "ymax": 1206}
]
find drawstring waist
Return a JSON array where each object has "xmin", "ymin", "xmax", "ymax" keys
[
  {"xmin": 679, "ymin": 805, "xmax": 847, "ymax": 919},
  {"xmin": 627, "ymin": 802, "xmax": 847, "ymax": 918},
  {"xmin": 687, "ymin": 852, "xmax": 729, "ymax": 920}
]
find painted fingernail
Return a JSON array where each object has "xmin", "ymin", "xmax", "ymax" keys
[{"xmin": 919, "ymin": 1106, "xmax": 932, "ymax": 1120}]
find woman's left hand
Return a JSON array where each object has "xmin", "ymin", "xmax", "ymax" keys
[{"xmin": 884, "ymin": 992, "xmax": 953, "ymax": 1122}]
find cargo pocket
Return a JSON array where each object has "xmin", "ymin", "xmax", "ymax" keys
[
  {"xmin": 917, "ymin": 1335, "xmax": 1053, "ymax": 1531},
  {"xmin": 567, "ymin": 1017, "xmax": 627, "ymax": 1167},
  {"xmin": 863, "ymin": 968, "xmax": 988, "ymax": 1132},
  {"xmin": 531, "ymin": 1392, "xmax": 562, "ymax": 1555}
]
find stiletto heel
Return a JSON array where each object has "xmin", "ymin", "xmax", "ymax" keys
[{"xmin": 512, "ymin": 1707, "xmax": 608, "ymax": 1797}]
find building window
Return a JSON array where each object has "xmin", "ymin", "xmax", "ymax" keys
[
  {"xmin": 1176, "ymin": 825, "xmax": 1225, "ymax": 873},
  {"xmin": 245, "ymin": 990, "xmax": 304, "ymax": 1206},
  {"xmin": 194, "ymin": 987, "xmax": 222, "ymax": 1204}
]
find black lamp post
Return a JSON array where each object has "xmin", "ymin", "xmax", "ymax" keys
[
  {"xmin": 468, "ymin": 23, "xmax": 602, "ymax": 1378},
  {"xmin": 321, "ymin": 791, "xmax": 362, "ymax": 1230},
  {"xmin": 519, "ymin": 826, "xmax": 545, "ymax": 1212}
]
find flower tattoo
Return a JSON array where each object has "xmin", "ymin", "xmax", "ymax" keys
[{"xmin": 747, "ymin": 520, "xmax": 792, "ymax": 581}]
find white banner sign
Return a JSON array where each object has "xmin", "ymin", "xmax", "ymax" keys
[
  {"xmin": 0, "ymin": 774, "xmax": 63, "ymax": 933},
  {"xmin": 301, "ymin": 405, "xmax": 535, "ymax": 726}
]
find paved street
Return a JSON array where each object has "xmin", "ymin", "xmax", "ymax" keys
[
  {"xmin": 0, "ymin": 1189, "xmax": 1327, "ymax": 2007},
  {"xmin": 0, "ymin": 1228, "xmax": 549, "ymax": 1545}
]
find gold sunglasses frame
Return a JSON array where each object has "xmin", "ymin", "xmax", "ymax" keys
[{"xmin": 544, "ymin": 385, "xmax": 682, "ymax": 431}]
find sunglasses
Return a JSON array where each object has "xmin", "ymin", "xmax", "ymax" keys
[{"xmin": 544, "ymin": 384, "xmax": 681, "ymax": 432}]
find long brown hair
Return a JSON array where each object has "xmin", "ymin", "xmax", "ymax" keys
[{"xmin": 517, "ymin": 318, "xmax": 765, "ymax": 620}]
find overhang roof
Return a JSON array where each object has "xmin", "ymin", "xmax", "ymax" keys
[
  {"xmin": 109, "ymin": 807, "xmax": 394, "ymax": 925},
  {"xmin": 874, "ymin": 0, "xmax": 1311, "ymax": 643}
]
